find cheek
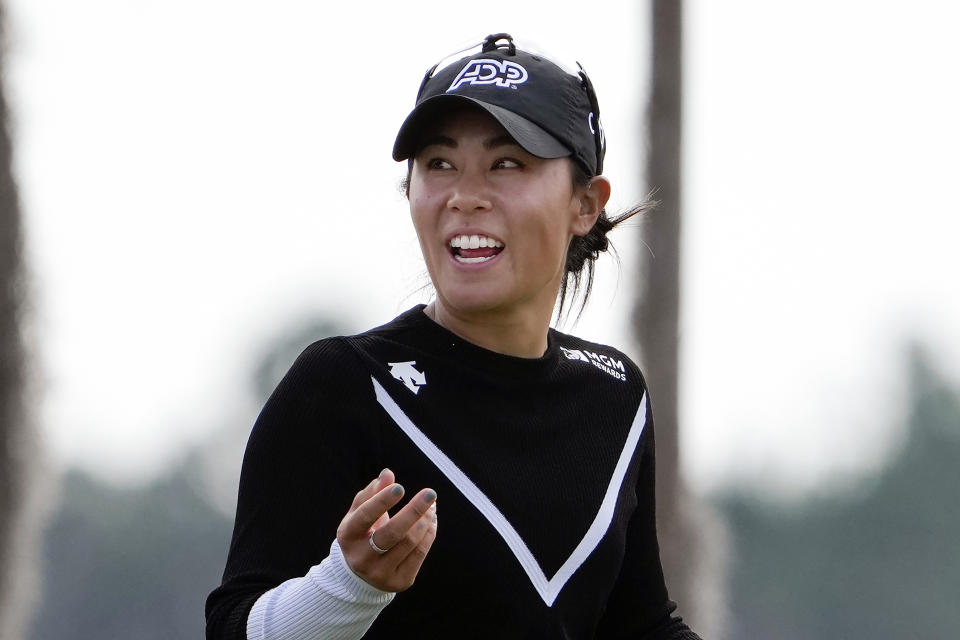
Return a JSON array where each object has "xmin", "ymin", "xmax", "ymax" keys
[
  {"xmin": 408, "ymin": 192, "xmax": 436, "ymax": 236},
  {"xmin": 408, "ymin": 198, "xmax": 447, "ymax": 270},
  {"xmin": 521, "ymin": 196, "xmax": 577, "ymax": 265}
]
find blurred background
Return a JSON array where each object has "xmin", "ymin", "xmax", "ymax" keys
[{"xmin": 1, "ymin": 1, "xmax": 958, "ymax": 638}]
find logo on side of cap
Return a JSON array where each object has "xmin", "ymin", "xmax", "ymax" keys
[
  {"xmin": 588, "ymin": 112, "xmax": 606, "ymax": 154},
  {"xmin": 447, "ymin": 59, "xmax": 529, "ymax": 92}
]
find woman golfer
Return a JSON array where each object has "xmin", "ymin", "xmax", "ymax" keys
[{"xmin": 207, "ymin": 33, "xmax": 701, "ymax": 640}]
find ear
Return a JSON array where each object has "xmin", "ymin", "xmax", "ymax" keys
[{"xmin": 570, "ymin": 175, "xmax": 611, "ymax": 236}]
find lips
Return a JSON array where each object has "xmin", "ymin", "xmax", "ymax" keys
[{"xmin": 449, "ymin": 234, "xmax": 504, "ymax": 264}]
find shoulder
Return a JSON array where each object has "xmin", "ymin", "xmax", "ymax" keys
[
  {"xmin": 285, "ymin": 306, "xmax": 427, "ymax": 380},
  {"xmin": 281, "ymin": 336, "xmax": 360, "ymax": 388},
  {"xmin": 250, "ymin": 338, "xmax": 362, "ymax": 431},
  {"xmin": 550, "ymin": 329, "xmax": 647, "ymax": 391},
  {"xmin": 248, "ymin": 331, "xmax": 391, "ymax": 453},
  {"xmin": 272, "ymin": 306, "xmax": 429, "ymax": 401}
]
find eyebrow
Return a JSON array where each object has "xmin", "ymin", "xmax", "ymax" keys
[
  {"xmin": 484, "ymin": 134, "xmax": 519, "ymax": 150},
  {"xmin": 417, "ymin": 133, "xmax": 520, "ymax": 151}
]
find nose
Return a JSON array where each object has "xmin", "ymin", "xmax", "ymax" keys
[{"xmin": 445, "ymin": 169, "xmax": 492, "ymax": 213}]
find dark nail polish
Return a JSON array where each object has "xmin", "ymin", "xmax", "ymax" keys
[
  {"xmin": 392, "ymin": 484, "xmax": 405, "ymax": 496},
  {"xmin": 424, "ymin": 489, "xmax": 437, "ymax": 503}
]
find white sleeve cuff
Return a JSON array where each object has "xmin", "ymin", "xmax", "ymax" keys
[{"xmin": 246, "ymin": 539, "xmax": 395, "ymax": 640}]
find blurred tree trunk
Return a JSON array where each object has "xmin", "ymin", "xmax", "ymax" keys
[
  {"xmin": 635, "ymin": 0, "xmax": 728, "ymax": 635},
  {"xmin": 0, "ymin": 5, "xmax": 46, "ymax": 639}
]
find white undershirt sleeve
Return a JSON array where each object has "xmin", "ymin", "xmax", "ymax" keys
[{"xmin": 246, "ymin": 538, "xmax": 395, "ymax": 640}]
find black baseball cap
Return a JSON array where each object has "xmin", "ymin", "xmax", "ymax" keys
[{"xmin": 392, "ymin": 33, "xmax": 606, "ymax": 175}]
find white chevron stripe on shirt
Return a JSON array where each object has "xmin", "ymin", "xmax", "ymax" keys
[{"xmin": 371, "ymin": 376, "xmax": 647, "ymax": 607}]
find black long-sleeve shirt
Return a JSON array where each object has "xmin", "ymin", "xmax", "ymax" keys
[{"xmin": 206, "ymin": 305, "xmax": 701, "ymax": 639}]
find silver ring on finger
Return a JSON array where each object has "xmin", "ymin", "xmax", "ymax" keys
[{"xmin": 368, "ymin": 531, "xmax": 390, "ymax": 555}]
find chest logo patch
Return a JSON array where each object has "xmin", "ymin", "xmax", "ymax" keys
[
  {"xmin": 371, "ymin": 376, "xmax": 647, "ymax": 607},
  {"xmin": 388, "ymin": 361, "xmax": 427, "ymax": 395},
  {"xmin": 560, "ymin": 346, "xmax": 627, "ymax": 382}
]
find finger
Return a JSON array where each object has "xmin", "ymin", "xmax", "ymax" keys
[
  {"xmin": 368, "ymin": 469, "xmax": 397, "ymax": 531},
  {"xmin": 393, "ymin": 507, "xmax": 438, "ymax": 582},
  {"xmin": 374, "ymin": 468, "xmax": 395, "ymax": 491},
  {"xmin": 348, "ymin": 478, "xmax": 378, "ymax": 512},
  {"xmin": 366, "ymin": 488, "xmax": 437, "ymax": 551},
  {"xmin": 346, "ymin": 483, "xmax": 406, "ymax": 534},
  {"xmin": 348, "ymin": 468, "xmax": 395, "ymax": 513},
  {"xmin": 382, "ymin": 501, "xmax": 436, "ymax": 564}
]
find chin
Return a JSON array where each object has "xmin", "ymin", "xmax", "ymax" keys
[{"xmin": 436, "ymin": 286, "xmax": 511, "ymax": 317}]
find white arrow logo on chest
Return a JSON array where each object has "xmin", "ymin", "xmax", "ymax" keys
[{"xmin": 388, "ymin": 361, "xmax": 427, "ymax": 394}]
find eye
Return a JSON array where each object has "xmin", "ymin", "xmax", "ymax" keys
[
  {"xmin": 492, "ymin": 157, "xmax": 524, "ymax": 170},
  {"xmin": 426, "ymin": 158, "xmax": 454, "ymax": 170}
]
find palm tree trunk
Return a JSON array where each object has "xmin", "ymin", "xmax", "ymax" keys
[
  {"xmin": 0, "ymin": 6, "xmax": 47, "ymax": 638},
  {"xmin": 635, "ymin": 1, "xmax": 728, "ymax": 635}
]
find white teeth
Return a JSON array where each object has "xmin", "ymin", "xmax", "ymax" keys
[
  {"xmin": 448, "ymin": 234, "xmax": 504, "ymax": 249},
  {"xmin": 455, "ymin": 255, "xmax": 494, "ymax": 264}
]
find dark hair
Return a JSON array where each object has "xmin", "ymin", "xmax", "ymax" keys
[
  {"xmin": 560, "ymin": 161, "xmax": 653, "ymax": 322},
  {"xmin": 400, "ymin": 159, "xmax": 654, "ymax": 322}
]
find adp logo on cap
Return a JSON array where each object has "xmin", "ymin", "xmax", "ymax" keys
[{"xmin": 447, "ymin": 58, "xmax": 529, "ymax": 92}]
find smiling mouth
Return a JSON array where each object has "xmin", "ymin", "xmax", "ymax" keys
[{"xmin": 449, "ymin": 234, "xmax": 505, "ymax": 264}]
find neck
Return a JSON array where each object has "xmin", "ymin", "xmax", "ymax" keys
[{"xmin": 424, "ymin": 301, "xmax": 552, "ymax": 359}]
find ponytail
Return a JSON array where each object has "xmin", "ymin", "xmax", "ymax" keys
[{"xmin": 559, "ymin": 162, "xmax": 655, "ymax": 321}]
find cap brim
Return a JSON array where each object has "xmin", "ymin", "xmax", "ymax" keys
[{"xmin": 392, "ymin": 94, "xmax": 571, "ymax": 162}]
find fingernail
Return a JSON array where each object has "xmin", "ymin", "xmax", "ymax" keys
[
  {"xmin": 392, "ymin": 484, "xmax": 405, "ymax": 496},
  {"xmin": 424, "ymin": 489, "xmax": 437, "ymax": 503},
  {"xmin": 379, "ymin": 468, "xmax": 390, "ymax": 479}
]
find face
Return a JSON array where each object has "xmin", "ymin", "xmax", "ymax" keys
[{"xmin": 407, "ymin": 107, "xmax": 598, "ymax": 322}]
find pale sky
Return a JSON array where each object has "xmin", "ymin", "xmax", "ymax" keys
[{"xmin": 8, "ymin": 0, "xmax": 960, "ymax": 499}]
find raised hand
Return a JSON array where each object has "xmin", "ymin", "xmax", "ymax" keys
[{"xmin": 336, "ymin": 469, "xmax": 438, "ymax": 592}]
